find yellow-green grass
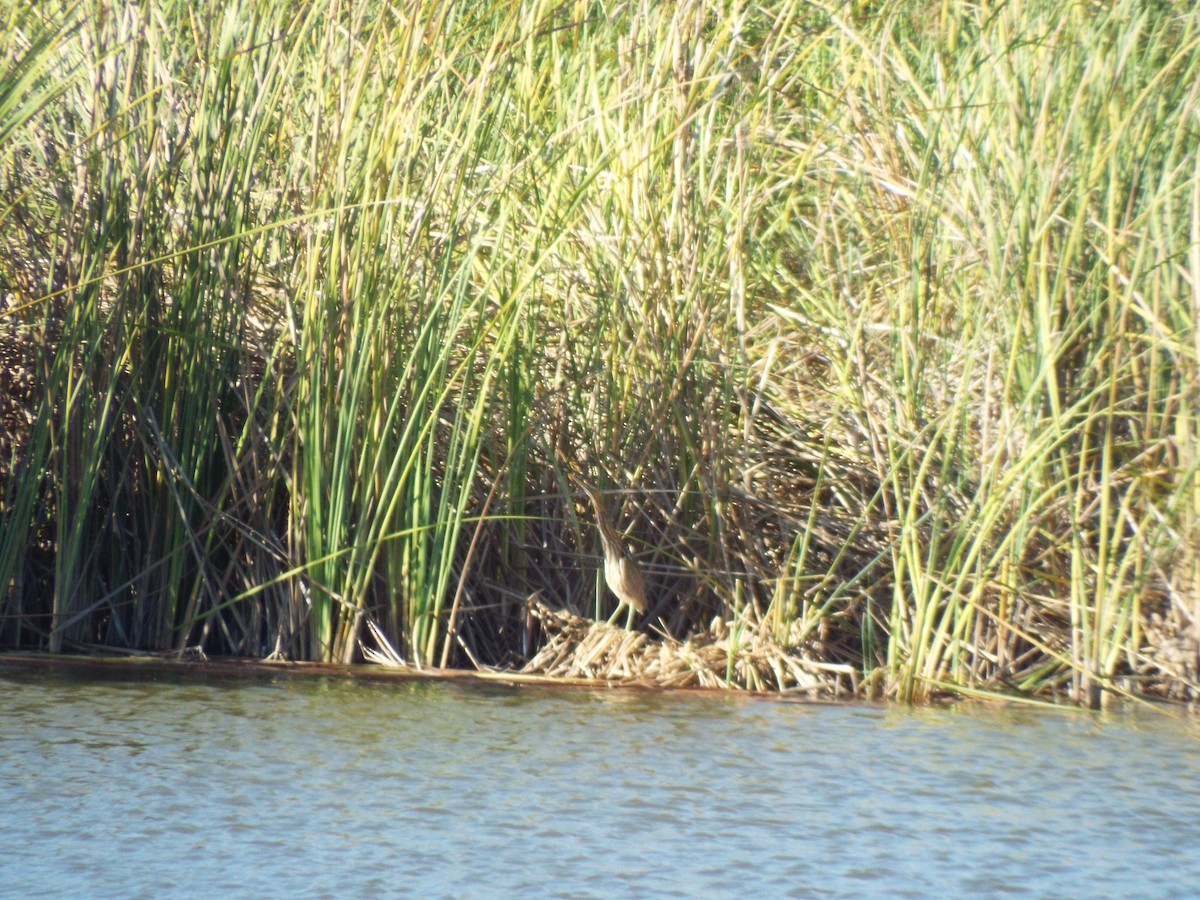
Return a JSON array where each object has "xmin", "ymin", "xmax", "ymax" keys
[{"xmin": 1, "ymin": 0, "xmax": 1196, "ymax": 703}]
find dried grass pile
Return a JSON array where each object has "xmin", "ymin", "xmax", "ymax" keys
[{"xmin": 519, "ymin": 596, "xmax": 857, "ymax": 697}]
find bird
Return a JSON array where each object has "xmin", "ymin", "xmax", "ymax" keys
[{"xmin": 578, "ymin": 480, "xmax": 648, "ymax": 630}]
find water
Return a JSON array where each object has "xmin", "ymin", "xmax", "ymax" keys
[{"xmin": 2, "ymin": 666, "xmax": 1198, "ymax": 898}]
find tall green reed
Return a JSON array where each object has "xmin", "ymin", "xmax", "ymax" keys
[
  {"xmin": 774, "ymin": 0, "xmax": 1200, "ymax": 701},
  {"xmin": 1, "ymin": 0, "xmax": 1195, "ymax": 702}
]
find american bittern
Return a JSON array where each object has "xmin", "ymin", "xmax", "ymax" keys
[{"xmin": 578, "ymin": 481, "xmax": 648, "ymax": 629}]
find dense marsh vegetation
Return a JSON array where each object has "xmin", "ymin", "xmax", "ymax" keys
[{"xmin": 1, "ymin": 0, "xmax": 1197, "ymax": 703}]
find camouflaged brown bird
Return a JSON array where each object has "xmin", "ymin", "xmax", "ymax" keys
[{"xmin": 579, "ymin": 481, "xmax": 648, "ymax": 629}]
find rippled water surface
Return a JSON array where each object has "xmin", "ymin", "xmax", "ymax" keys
[{"xmin": 2, "ymin": 665, "xmax": 1199, "ymax": 898}]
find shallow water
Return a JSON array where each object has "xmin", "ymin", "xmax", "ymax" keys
[{"xmin": 2, "ymin": 667, "xmax": 1198, "ymax": 898}]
